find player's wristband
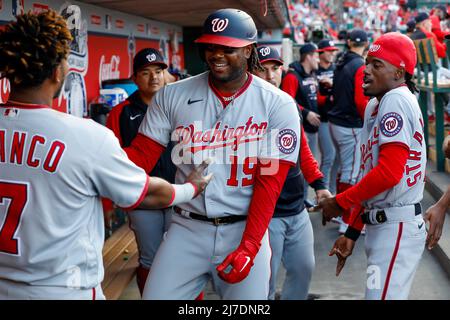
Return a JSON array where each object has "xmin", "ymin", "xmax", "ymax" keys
[
  {"xmin": 344, "ymin": 226, "xmax": 361, "ymax": 242},
  {"xmin": 168, "ymin": 183, "xmax": 196, "ymax": 206}
]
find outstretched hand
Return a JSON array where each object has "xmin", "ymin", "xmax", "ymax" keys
[
  {"xmin": 424, "ymin": 203, "xmax": 446, "ymax": 250},
  {"xmin": 329, "ymin": 236, "xmax": 355, "ymax": 276},
  {"xmin": 186, "ymin": 159, "xmax": 214, "ymax": 197}
]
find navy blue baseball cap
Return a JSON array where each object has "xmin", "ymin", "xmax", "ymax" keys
[
  {"xmin": 406, "ymin": 19, "xmax": 416, "ymax": 30},
  {"xmin": 133, "ymin": 48, "xmax": 167, "ymax": 74},
  {"xmin": 256, "ymin": 46, "xmax": 283, "ymax": 65},
  {"xmin": 300, "ymin": 43, "xmax": 318, "ymax": 55},
  {"xmin": 348, "ymin": 29, "xmax": 368, "ymax": 43},
  {"xmin": 415, "ymin": 12, "xmax": 429, "ymax": 23},
  {"xmin": 317, "ymin": 39, "xmax": 339, "ymax": 52}
]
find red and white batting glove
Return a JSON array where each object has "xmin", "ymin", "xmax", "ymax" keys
[{"xmin": 216, "ymin": 240, "xmax": 260, "ymax": 284}]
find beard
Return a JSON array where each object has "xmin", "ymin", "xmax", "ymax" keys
[{"xmin": 210, "ymin": 62, "xmax": 247, "ymax": 83}]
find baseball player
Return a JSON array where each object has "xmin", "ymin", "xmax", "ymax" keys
[
  {"xmin": 316, "ymin": 39, "xmax": 339, "ymax": 193},
  {"xmin": 254, "ymin": 45, "xmax": 332, "ymax": 300},
  {"xmin": 327, "ymin": 29, "xmax": 369, "ymax": 233},
  {"xmin": 318, "ymin": 33, "xmax": 432, "ymax": 300},
  {"xmin": 104, "ymin": 48, "xmax": 177, "ymax": 296},
  {"xmin": 125, "ymin": 9, "xmax": 301, "ymax": 299},
  {"xmin": 0, "ymin": 10, "xmax": 211, "ymax": 299},
  {"xmin": 105, "ymin": 48, "xmax": 203, "ymax": 299},
  {"xmin": 282, "ymin": 43, "xmax": 320, "ymax": 156}
]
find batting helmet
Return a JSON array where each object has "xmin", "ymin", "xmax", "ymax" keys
[{"xmin": 195, "ymin": 8, "xmax": 257, "ymax": 48}]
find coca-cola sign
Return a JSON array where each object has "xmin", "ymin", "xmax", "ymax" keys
[{"xmin": 99, "ymin": 55, "xmax": 121, "ymax": 86}]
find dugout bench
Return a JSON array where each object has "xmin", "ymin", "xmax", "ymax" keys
[
  {"xmin": 413, "ymin": 37, "xmax": 450, "ymax": 172},
  {"xmin": 102, "ymin": 223, "xmax": 138, "ymax": 300}
]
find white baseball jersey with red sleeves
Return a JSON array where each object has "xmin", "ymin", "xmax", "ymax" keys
[
  {"xmin": 139, "ymin": 72, "xmax": 300, "ymax": 218},
  {"xmin": 359, "ymin": 86, "xmax": 426, "ymax": 209},
  {"xmin": 0, "ymin": 103, "xmax": 149, "ymax": 288}
]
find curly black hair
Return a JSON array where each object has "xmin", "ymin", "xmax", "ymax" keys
[
  {"xmin": 405, "ymin": 72, "xmax": 418, "ymax": 94},
  {"xmin": 248, "ymin": 45, "xmax": 264, "ymax": 73},
  {"xmin": 0, "ymin": 10, "xmax": 72, "ymax": 88}
]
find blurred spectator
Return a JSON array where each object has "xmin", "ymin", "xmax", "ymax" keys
[
  {"xmin": 410, "ymin": 12, "xmax": 447, "ymax": 58},
  {"xmin": 406, "ymin": 18, "xmax": 416, "ymax": 37},
  {"xmin": 327, "ymin": 29, "xmax": 369, "ymax": 234},
  {"xmin": 431, "ymin": 5, "xmax": 449, "ymax": 43}
]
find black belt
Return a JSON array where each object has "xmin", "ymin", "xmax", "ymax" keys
[
  {"xmin": 361, "ymin": 203, "xmax": 422, "ymax": 225},
  {"xmin": 174, "ymin": 206, "xmax": 247, "ymax": 226}
]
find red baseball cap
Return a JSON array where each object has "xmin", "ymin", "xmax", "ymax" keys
[{"xmin": 367, "ymin": 32, "xmax": 416, "ymax": 75}]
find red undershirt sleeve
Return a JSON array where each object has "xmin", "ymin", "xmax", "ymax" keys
[
  {"xmin": 317, "ymin": 91, "xmax": 327, "ymax": 108},
  {"xmin": 336, "ymin": 143, "xmax": 409, "ymax": 210},
  {"xmin": 105, "ymin": 103, "xmax": 125, "ymax": 147},
  {"xmin": 299, "ymin": 126, "xmax": 324, "ymax": 184},
  {"xmin": 354, "ymin": 65, "xmax": 369, "ymax": 120},
  {"xmin": 124, "ymin": 133, "xmax": 165, "ymax": 173},
  {"xmin": 240, "ymin": 160, "xmax": 292, "ymax": 246},
  {"xmin": 102, "ymin": 103, "xmax": 127, "ymax": 212},
  {"xmin": 281, "ymin": 73, "xmax": 299, "ymax": 99}
]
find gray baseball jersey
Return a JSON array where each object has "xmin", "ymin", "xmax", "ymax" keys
[
  {"xmin": 0, "ymin": 103, "xmax": 148, "ymax": 289},
  {"xmin": 359, "ymin": 86, "xmax": 426, "ymax": 209},
  {"xmin": 138, "ymin": 72, "xmax": 301, "ymax": 217}
]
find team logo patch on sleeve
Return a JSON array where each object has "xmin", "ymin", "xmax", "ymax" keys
[
  {"xmin": 277, "ymin": 129, "xmax": 297, "ymax": 154},
  {"xmin": 380, "ymin": 112, "xmax": 403, "ymax": 137}
]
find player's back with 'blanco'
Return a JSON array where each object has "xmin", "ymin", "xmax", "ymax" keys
[{"xmin": 0, "ymin": 103, "xmax": 148, "ymax": 291}]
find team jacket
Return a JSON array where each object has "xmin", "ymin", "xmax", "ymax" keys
[
  {"xmin": 316, "ymin": 63, "xmax": 335, "ymax": 123},
  {"xmin": 282, "ymin": 62, "xmax": 319, "ymax": 134},
  {"xmin": 328, "ymin": 51, "xmax": 368, "ymax": 128},
  {"xmin": 106, "ymin": 91, "xmax": 176, "ymax": 182}
]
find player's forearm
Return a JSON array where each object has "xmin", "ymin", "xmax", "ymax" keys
[
  {"xmin": 336, "ymin": 143, "xmax": 409, "ymax": 210},
  {"xmin": 241, "ymin": 160, "xmax": 291, "ymax": 246},
  {"xmin": 137, "ymin": 177, "xmax": 196, "ymax": 209},
  {"xmin": 436, "ymin": 185, "xmax": 450, "ymax": 209},
  {"xmin": 299, "ymin": 126, "xmax": 324, "ymax": 183}
]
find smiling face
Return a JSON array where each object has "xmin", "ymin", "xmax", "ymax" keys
[
  {"xmin": 133, "ymin": 64, "xmax": 165, "ymax": 96},
  {"xmin": 305, "ymin": 52, "xmax": 320, "ymax": 71},
  {"xmin": 204, "ymin": 44, "xmax": 252, "ymax": 83},
  {"xmin": 363, "ymin": 56, "xmax": 403, "ymax": 100},
  {"xmin": 319, "ymin": 50, "xmax": 337, "ymax": 64},
  {"xmin": 254, "ymin": 61, "xmax": 283, "ymax": 87}
]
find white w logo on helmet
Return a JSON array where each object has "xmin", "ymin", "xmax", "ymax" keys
[
  {"xmin": 211, "ymin": 18, "xmax": 229, "ymax": 33},
  {"xmin": 146, "ymin": 53, "xmax": 156, "ymax": 62},
  {"xmin": 369, "ymin": 44, "xmax": 381, "ymax": 53},
  {"xmin": 259, "ymin": 47, "xmax": 271, "ymax": 57}
]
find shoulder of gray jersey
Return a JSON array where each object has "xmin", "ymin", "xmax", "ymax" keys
[
  {"xmin": 47, "ymin": 108, "xmax": 115, "ymax": 152},
  {"xmin": 251, "ymin": 74, "xmax": 298, "ymax": 109},
  {"xmin": 379, "ymin": 86, "xmax": 418, "ymax": 111},
  {"xmin": 153, "ymin": 71, "xmax": 209, "ymax": 106},
  {"xmin": 163, "ymin": 71, "xmax": 209, "ymax": 92}
]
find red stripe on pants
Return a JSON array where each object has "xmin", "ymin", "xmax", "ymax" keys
[{"xmin": 381, "ymin": 222, "xmax": 403, "ymax": 300}]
